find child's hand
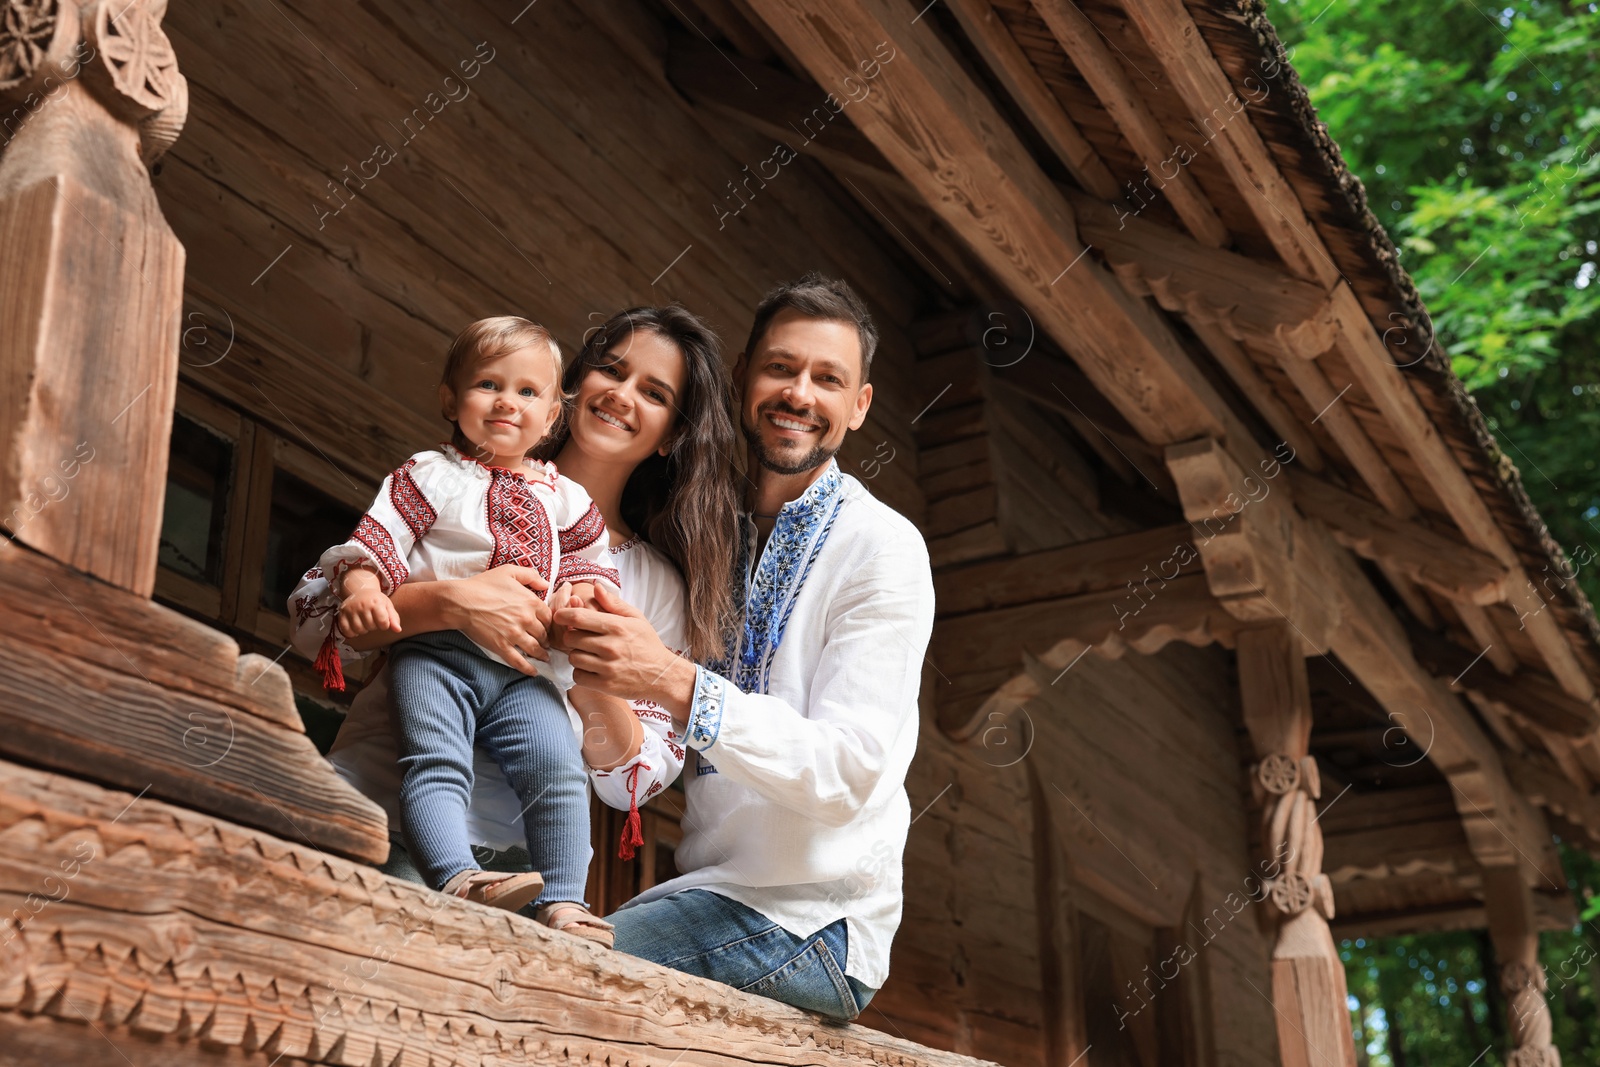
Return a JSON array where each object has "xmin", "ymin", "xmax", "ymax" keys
[
  {"xmin": 339, "ymin": 586, "xmax": 401, "ymax": 638},
  {"xmin": 570, "ymin": 582, "xmax": 599, "ymax": 609},
  {"xmin": 545, "ymin": 581, "xmax": 587, "ymax": 652}
]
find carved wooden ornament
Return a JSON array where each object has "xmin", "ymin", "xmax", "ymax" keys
[
  {"xmin": 0, "ymin": 0, "xmax": 76, "ymax": 99},
  {"xmin": 86, "ymin": 0, "xmax": 177, "ymax": 116}
]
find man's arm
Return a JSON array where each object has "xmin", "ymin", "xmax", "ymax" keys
[{"xmin": 561, "ymin": 542, "xmax": 934, "ymax": 826}]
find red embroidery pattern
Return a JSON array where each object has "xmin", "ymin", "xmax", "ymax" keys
[
  {"xmin": 352, "ymin": 515, "xmax": 409, "ymax": 591},
  {"xmin": 558, "ymin": 557, "xmax": 621, "ymax": 588},
  {"xmin": 390, "ymin": 459, "xmax": 437, "ymax": 542},
  {"xmin": 559, "ymin": 501, "xmax": 606, "ymax": 555},
  {"xmin": 486, "ymin": 471, "xmax": 554, "ymax": 581}
]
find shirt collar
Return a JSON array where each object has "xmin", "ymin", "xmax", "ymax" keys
[{"xmin": 753, "ymin": 458, "xmax": 843, "ymax": 525}]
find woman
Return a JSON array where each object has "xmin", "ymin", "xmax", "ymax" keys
[{"xmin": 288, "ymin": 304, "xmax": 740, "ymax": 941}]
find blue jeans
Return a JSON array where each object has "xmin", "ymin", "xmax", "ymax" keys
[
  {"xmin": 611, "ymin": 889, "xmax": 876, "ymax": 1021},
  {"xmin": 388, "ymin": 630, "xmax": 590, "ymax": 905}
]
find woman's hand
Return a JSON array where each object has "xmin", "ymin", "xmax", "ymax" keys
[{"xmin": 441, "ymin": 565, "xmax": 554, "ymax": 674}]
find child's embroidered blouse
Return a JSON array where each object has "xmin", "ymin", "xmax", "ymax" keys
[{"xmin": 296, "ymin": 443, "xmax": 620, "ymax": 688}]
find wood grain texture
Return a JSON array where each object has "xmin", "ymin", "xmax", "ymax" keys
[
  {"xmin": 0, "ymin": 89, "xmax": 183, "ymax": 596},
  {"xmin": 0, "ymin": 547, "xmax": 386, "ymax": 863},
  {"xmin": 0, "ymin": 757, "xmax": 1004, "ymax": 1067},
  {"xmin": 1029, "ymin": 0, "xmax": 1228, "ymax": 247}
]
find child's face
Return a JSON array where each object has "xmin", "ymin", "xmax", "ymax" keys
[{"xmin": 440, "ymin": 344, "xmax": 562, "ymax": 462}]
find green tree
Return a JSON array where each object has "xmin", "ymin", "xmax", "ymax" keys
[
  {"xmin": 1278, "ymin": 0, "xmax": 1600, "ymax": 603},
  {"xmin": 1276, "ymin": 1, "xmax": 1600, "ymax": 1060}
]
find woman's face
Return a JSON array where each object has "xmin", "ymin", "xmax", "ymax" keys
[{"xmin": 567, "ymin": 328, "xmax": 687, "ymax": 467}]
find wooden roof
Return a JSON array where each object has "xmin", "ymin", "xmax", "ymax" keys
[{"xmin": 663, "ymin": 0, "xmax": 1600, "ymax": 897}]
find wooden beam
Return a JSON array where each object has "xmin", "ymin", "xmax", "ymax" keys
[
  {"xmin": 1029, "ymin": 0, "xmax": 1228, "ymax": 248},
  {"xmin": 0, "ymin": 545, "xmax": 388, "ymax": 864},
  {"xmin": 1235, "ymin": 623, "xmax": 1359, "ymax": 1067},
  {"xmin": 0, "ymin": 3, "xmax": 188, "ymax": 595},
  {"xmin": 1321, "ymin": 282, "xmax": 1597, "ymax": 703},
  {"xmin": 1065, "ymin": 190, "xmax": 1333, "ymax": 355},
  {"xmin": 1406, "ymin": 626, "xmax": 1600, "ymax": 739},
  {"xmin": 1484, "ymin": 864, "xmax": 1563, "ymax": 1065},
  {"xmin": 664, "ymin": 34, "xmax": 907, "ymax": 190},
  {"xmin": 1314, "ymin": 518, "xmax": 1536, "ymax": 870},
  {"xmin": 945, "ymin": 0, "xmax": 1118, "ymax": 199},
  {"xmin": 934, "ymin": 522, "xmax": 1202, "ymax": 614},
  {"xmin": 1291, "ymin": 472, "xmax": 1510, "ymax": 606},
  {"xmin": 0, "ymin": 760, "xmax": 1002, "ymax": 1067},
  {"xmin": 738, "ymin": 0, "xmax": 1249, "ymax": 451},
  {"xmin": 1117, "ymin": 0, "xmax": 1341, "ymax": 287},
  {"xmin": 933, "ymin": 573, "xmax": 1238, "ymax": 736},
  {"xmin": 1182, "ymin": 317, "xmax": 1324, "ymax": 472},
  {"xmin": 1269, "ymin": 342, "xmax": 1417, "ymax": 516},
  {"xmin": 1504, "ymin": 748, "xmax": 1600, "ymax": 844}
]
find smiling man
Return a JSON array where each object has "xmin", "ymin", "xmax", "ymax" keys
[{"xmin": 556, "ymin": 273, "xmax": 935, "ymax": 1020}]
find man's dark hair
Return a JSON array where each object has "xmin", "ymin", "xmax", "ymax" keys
[{"xmin": 743, "ymin": 272, "xmax": 878, "ymax": 384}]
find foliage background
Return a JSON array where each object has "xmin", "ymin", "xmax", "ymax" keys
[{"xmin": 1273, "ymin": 0, "xmax": 1600, "ymax": 1061}]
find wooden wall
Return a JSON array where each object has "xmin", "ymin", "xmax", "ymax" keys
[
  {"xmin": 878, "ymin": 642, "xmax": 1279, "ymax": 1067},
  {"xmin": 159, "ymin": 0, "xmax": 935, "ymax": 517},
  {"xmin": 154, "ymin": 2, "xmax": 1277, "ymax": 1063}
]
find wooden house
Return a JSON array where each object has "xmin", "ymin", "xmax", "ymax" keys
[{"xmin": 0, "ymin": 1, "xmax": 1594, "ymax": 1065}]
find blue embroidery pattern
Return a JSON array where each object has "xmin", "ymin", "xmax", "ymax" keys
[
  {"xmin": 690, "ymin": 462, "xmax": 846, "ymax": 753},
  {"xmin": 686, "ymin": 666, "xmax": 728, "ymax": 751},
  {"xmin": 719, "ymin": 461, "xmax": 845, "ymax": 693}
]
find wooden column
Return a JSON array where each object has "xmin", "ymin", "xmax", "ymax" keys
[
  {"xmin": 1483, "ymin": 865, "xmax": 1562, "ymax": 1067},
  {"xmin": 0, "ymin": 0, "xmax": 187, "ymax": 595},
  {"xmin": 1237, "ymin": 624, "xmax": 1358, "ymax": 1067}
]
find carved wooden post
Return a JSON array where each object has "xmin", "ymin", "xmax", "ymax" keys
[
  {"xmin": 1483, "ymin": 864, "xmax": 1561, "ymax": 1067},
  {"xmin": 0, "ymin": 0, "xmax": 187, "ymax": 594},
  {"xmin": 1238, "ymin": 623, "xmax": 1358, "ymax": 1067}
]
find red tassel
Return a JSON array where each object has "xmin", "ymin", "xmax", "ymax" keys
[
  {"xmin": 618, "ymin": 764, "xmax": 645, "ymax": 860},
  {"xmin": 314, "ymin": 629, "xmax": 346, "ymax": 692}
]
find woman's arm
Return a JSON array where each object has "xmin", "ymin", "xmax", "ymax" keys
[{"xmin": 345, "ymin": 565, "xmax": 555, "ymax": 675}]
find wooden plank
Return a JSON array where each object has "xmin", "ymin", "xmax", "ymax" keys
[
  {"xmin": 1183, "ymin": 317, "xmax": 1323, "ymax": 471},
  {"xmin": 0, "ymin": 548, "xmax": 386, "ymax": 863},
  {"xmin": 738, "ymin": 0, "xmax": 1246, "ymax": 451},
  {"xmin": 1406, "ymin": 626, "xmax": 1600, "ymax": 739},
  {"xmin": 1269, "ymin": 343, "xmax": 1416, "ymax": 516},
  {"xmin": 945, "ymin": 0, "xmax": 1118, "ymax": 199},
  {"xmin": 1117, "ymin": 0, "xmax": 1341, "ymax": 287},
  {"xmin": 1062, "ymin": 192, "xmax": 1331, "ymax": 345},
  {"xmin": 1290, "ymin": 471, "xmax": 1509, "ymax": 605},
  {"xmin": 1324, "ymin": 282, "xmax": 1596, "ymax": 702},
  {"xmin": 932, "ymin": 573, "xmax": 1237, "ymax": 735},
  {"xmin": 1029, "ymin": 0, "xmax": 1228, "ymax": 247},
  {"xmin": 666, "ymin": 35, "xmax": 902, "ymax": 189},
  {"xmin": 0, "ymin": 760, "xmax": 1003, "ymax": 1067},
  {"xmin": 935, "ymin": 522, "xmax": 1198, "ymax": 614}
]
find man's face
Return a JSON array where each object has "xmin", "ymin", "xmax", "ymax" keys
[{"xmin": 737, "ymin": 309, "xmax": 873, "ymax": 476}]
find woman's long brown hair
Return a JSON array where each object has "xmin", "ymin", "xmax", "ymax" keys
[{"xmin": 537, "ymin": 306, "xmax": 741, "ymax": 663}]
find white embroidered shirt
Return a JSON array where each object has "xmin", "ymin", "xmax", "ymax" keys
[
  {"xmin": 291, "ymin": 443, "xmax": 620, "ymax": 687},
  {"xmin": 625, "ymin": 461, "xmax": 935, "ymax": 989}
]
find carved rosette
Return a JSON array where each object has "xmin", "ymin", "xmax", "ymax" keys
[
  {"xmin": 1501, "ymin": 962, "xmax": 1561, "ymax": 1067},
  {"xmin": 79, "ymin": 0, "xmax": 184, "ymax": 161},
  {"xmin": 0, "ymin": 0, "xmax": 78, "ymax": 100},
  {"xmin": 1256, "ymin": 753, "xmax": 1335, "ymax": 921}
]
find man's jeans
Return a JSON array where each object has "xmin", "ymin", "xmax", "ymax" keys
[{"xmin": 611, "ymin": 888, "xmax": 876, "ymax": 1022}]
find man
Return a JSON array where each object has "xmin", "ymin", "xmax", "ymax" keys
[{"xmin": 557, "ymin": 273, "xmax": 935, "ymax": 1021}]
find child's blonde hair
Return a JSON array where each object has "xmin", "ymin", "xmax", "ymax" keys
[
  {"xmin": 441, "ymin": 317, "xmax": 566, "ymax": 457},
  {"xmin": 441, "ymin": 316, "xmax": 562, "ymax": 391}
]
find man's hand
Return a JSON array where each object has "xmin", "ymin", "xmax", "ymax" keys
[
  {"xmin": 338, "ymin": 585, "xmax": 401, "ymax": 638},
  {"xmin": 557, "ymin": 583, "xmax": 696, "ymax": 719},
  {"xmin": 444, "ymin": 565, "xmax": 553, "ymax": 674}
]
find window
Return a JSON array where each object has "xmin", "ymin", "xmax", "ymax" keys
[{"xmin": 155, "ymin": 381, "xmax": 371, "ymax": 692}]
